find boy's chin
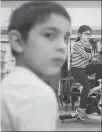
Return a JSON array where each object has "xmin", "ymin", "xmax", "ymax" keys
[{"xmin": 44, "ymin": 67, "xmax": 61, "ymax": 77}]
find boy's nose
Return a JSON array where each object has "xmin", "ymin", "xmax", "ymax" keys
[{"xmin": 57, "ymin": 40, "xmax": 67, "ymax": 53}]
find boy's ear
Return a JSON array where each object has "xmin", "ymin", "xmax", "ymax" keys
[{"xmin": 8, "ymin": 30, "xmax": 24, "ymax": 53}]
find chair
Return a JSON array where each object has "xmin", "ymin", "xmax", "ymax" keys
[
  {"xmin": 57, "ymin": 67, "xmax": 82, "ymax": 111},
  {"xmin": 58, "ymin": 76, "xmax": 74, "ymax": 111},
  {"xmin": 87, "ymin": 73, "xmax": 96, "ymax": 88},
  {"xmin": 70, "ymin": 83, "xmax": 81, "ymax": 110}
]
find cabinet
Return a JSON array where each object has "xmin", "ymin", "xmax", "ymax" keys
[{"xmin": 0, "ymin": 42, "xmax": 15, "ymax": 79}]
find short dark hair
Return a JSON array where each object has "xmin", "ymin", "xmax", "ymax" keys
[{"xmin": 8, "ymin": 1, "xmax": 71, "ymax": 41}]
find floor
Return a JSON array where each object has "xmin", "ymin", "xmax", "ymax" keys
[{"xmin": 56, "ymin": 102, "xmax": 101, "ymax": 131}]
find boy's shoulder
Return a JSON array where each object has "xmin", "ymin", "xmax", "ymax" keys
[
  {"xmin": 1, "ymin": 67, "xmax": 54, "ymax": 97},
  {"xmin": 1, "ymin": 67, "xmax": 58, "ymax": 131},
  {"xmin": 2, "ymin": 67, "xmax": 43, "ymax": 85},
  {"xmin": 2, "ymin": 67, "xmax": 36, "ymax": 85}
]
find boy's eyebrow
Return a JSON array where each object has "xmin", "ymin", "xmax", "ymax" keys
[
  {"xmin": 43, "ymin": 27, "xmax": 60, "ymax": 32},
  {"xmin": 42, "ymin": 27, "xmax": 71, "ymax": 35},
  {"xmin": 66, "ymin": 31, "xmax": 71, "ymax": 36}
]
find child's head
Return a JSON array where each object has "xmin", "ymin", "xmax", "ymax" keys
[
  {"xmin": 76, "ymin": 25, "xmax": 92, "ymax": 43},
  {"xmin": 8, "ymin": 1, "xmax": 71, "ymax": 77}
]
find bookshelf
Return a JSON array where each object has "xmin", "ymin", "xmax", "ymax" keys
[{"xmin": 0, "ymin": 42, "xmax": 15, "ymax": 79}]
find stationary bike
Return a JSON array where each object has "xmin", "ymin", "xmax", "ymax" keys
[{"xmin": 59, "ymin": 80, "xmax": 101, "ymax": 123}]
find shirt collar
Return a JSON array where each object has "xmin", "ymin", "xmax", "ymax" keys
[{"xmin": 80, "ymin": 40, "xmax": 92, "ymax": 49}]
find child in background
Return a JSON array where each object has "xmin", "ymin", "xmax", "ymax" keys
[
  {"xmin": 1, "ymin": 1, "xmax": 71, "ymax": 131},
  {"xmin": 71, "ymin": 25, "xmax": 100, "ymax": 120}
]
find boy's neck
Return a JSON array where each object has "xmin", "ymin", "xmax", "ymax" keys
[{"xmin": 16, "ymin": 57, "xmax": 49, "ymax": 84}]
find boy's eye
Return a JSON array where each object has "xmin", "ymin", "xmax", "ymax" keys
[
  {"xmin": 44, "ymin": 33, "xmax": 56, "ymax": 40},
  {"xmin": 64, "ymin": 35, "xmax": 70, "ymax": 44}
]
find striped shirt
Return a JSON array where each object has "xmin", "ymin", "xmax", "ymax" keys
[{"xmin": 71, "ymin": 40, "xmax": 92, "ymax": 68}]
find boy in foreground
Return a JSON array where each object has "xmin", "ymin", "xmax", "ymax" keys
[{"xmin": 1, "ymin": 1, "xmax": 71, "ymax": 131}]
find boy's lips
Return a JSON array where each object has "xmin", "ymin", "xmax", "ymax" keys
[{"xmin": 52, "ymin": 58, "xmax": 65, "ymax": 66}]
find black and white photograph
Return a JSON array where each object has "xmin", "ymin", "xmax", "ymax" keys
[{"xmin": 0, "ymin": 0, "xmax": 101, "ymax": 131}]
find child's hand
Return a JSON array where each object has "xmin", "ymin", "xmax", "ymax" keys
[
  {"xmin": 88, "ymin": 89, "xmax": 95, "ymax": 96},
  {"xmin": 98, "ymin": 79, "xmax": 102, "ymax": 84},
  {"xmin": 91, "ymin": 58, "xmax": 99, "ymax": 64}
]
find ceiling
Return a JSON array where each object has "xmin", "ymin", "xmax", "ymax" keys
[
  {"xmin": 57, "ymin": 1, "xmax": 101, "ymax": 8},
  {"xmin": 1, "ymin": 0, "xmax": 101, "ymax": 8}
]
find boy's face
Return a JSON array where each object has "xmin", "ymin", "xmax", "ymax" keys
[{"xmin": 23, "ymin": 14, "xmax": 71, "ymax": 76}]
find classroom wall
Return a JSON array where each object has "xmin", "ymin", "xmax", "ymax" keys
[
  {"xmin": 0, "ymin": 1, "xmax": 101, "ymax": 28},
  {"xmin": 0, "ymin": 8, "xmax": 101, "ymax": 29},
  {"xmin": 67, "ymin": 8, "xmax": 101, "ymax": 28}
]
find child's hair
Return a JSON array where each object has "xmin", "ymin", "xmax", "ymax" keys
[
  {"xmin": 8, "ymin": 1, "xmax": 71, "ymax": 41},
  {"xmin": 76, "ymin": 25, "xmax": 92, "ymax": 42}
]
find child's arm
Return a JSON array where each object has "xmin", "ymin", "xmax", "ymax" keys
[
  {"xmin": 92, "ymin": 85, "xmax": 101, "ymax": 92},
  {"xmin": 88, "ymin": 85, "xmax": 101, "ymax": 96},
  {"xmin": 75, "ymin": 43, "xmax": 92, "ymax": 59},
  {"xmin": 88, "ymin": 80, "xmax": 101, "ymax": 96}
]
